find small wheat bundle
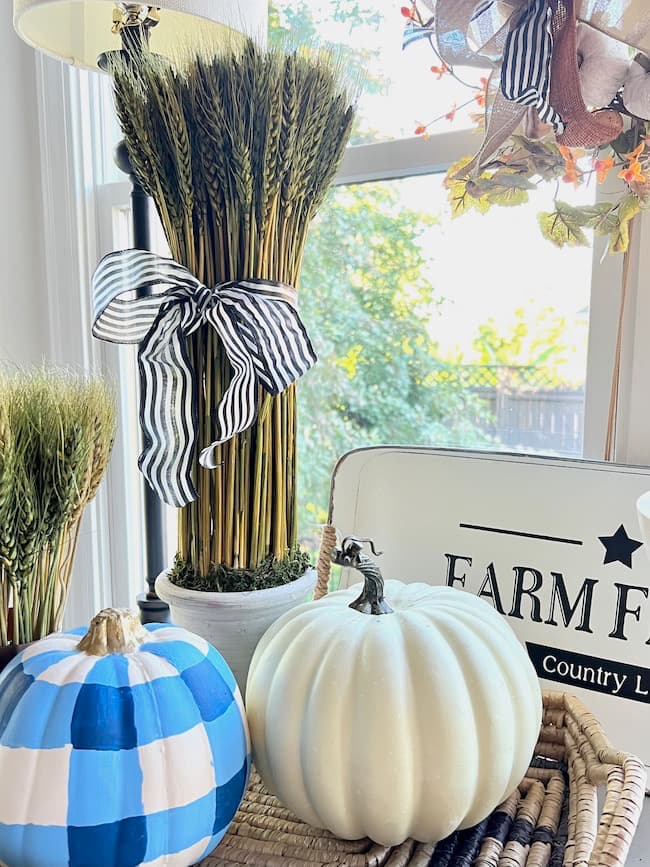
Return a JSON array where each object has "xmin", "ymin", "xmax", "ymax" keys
[
  {"xmin": 0, "ymin": 370, "xmax": 116, "ymax": 644},
  {"xmin": 107, "ymin": 39, "xmax": 356, "ymax": 587}
]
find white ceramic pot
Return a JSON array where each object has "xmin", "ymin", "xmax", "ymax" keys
[{"xmin": 155, "ymin": 567, "xmax": 317, "ymax": 695}]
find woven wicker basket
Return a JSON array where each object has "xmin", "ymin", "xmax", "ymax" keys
[{"xmin": 201, "ymin": 527, "xmax": 647, "ymax": 867}]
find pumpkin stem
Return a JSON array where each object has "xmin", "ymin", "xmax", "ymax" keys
[
  {"xmin": 331, "ymin": 537, "xmax": 393, "ymax": 616},
  {"xmin": 77, "ymin": 608, "xmax": 149, "ymax": 656}
]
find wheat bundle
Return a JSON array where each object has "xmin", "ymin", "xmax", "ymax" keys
[
  {"xmin": 0, "ymin": 369, "xmax": 116, "ymax": 644},
  {"xmin": 110, "ymin": 39, "xmax": 356, "ymax": 582}
]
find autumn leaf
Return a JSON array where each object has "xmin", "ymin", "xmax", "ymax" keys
[
  {"xmin": 447, "ymin": 178, "xmax": 490, "ymax": 217},
  {"xmin": 609, "ymin": 195, "xmax": 641, "ymax": 254},
  {"xmin": 619, "ymin": 159, "xmax": 646, "ymax": 185},
  {"xmin": 625, "ymin": 141, "xmax": 646, "ymax": 161},
  {"xmin": 514, "ymin": 142, "xmax": 566, "ymax": 182},
  {"xmin": 495, "ymin": 171, "xmax": 536, "ymax": 191},
  {"xmin": 486, "ymin": 186, "xmax": 529, "ymax": 206},
  {"xmin": 430, "ymin": 63, "xmax": 450, "ymax": 79},
  {"xmin": 609, "ymin": 220, "xmax": 631, "ymax": 254},
  {"xmin": 510, "ymin": 136, "xmax": 558, "ymax": 158},
  {"xmin": 474, "ymin": 76, "xmax": 488, "ymax": 107},
  {"xmin": 538, "ymin": 203, "xmax": 589, "ymax": 248},
  {"xmin": 464, "ymin": 173, "xmax": 532, "ymax": 206},
  {"xmin": 444, "ymin": 155, "xmax": 474, "ymax": 187},
  {"xmin": 578, "ymin": 203, "xmax": 620, "ymax": 235},
  {"xmin": 593, "ymin": 156, "xmax": 615, "ymax": 184},
  {"xmin": 619, "ymin": 193, "xmax": 642, "ymax": 223},
  {"xmin": 563, "ymin": 167, "xmax": 581, "ymax": 187}
]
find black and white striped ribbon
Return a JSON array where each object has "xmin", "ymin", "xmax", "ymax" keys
[
  {"xmin": 500, "ymin": 0, "xmax": 564, "ymax": 130},
  {"xmin": 92, "ymin": 249, "xmax": 316, "ymax": 508}
]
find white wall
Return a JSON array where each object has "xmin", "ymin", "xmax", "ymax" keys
[{"xmin": 0, "ymin": 24, "xmax": 47, "ymax": 364}]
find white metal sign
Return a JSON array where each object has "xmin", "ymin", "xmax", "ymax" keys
[{"xmin": 330, "ymin": 447, "xmax": 650, "ymax": 767}]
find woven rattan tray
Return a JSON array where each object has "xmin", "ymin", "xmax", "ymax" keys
[
  {"xmin": 201, "ymin": 691, "xmax": 645, "ymax": 867},
  {"xmin": 201, "ymin": 528, "xmax": 646, "ymax": 867}
]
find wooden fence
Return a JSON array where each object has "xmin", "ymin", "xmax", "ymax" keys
[
  {"xmin": 472, "ymin": 387, "xmax": 584, "ymax": 456},
  {"xmin": 443, "ymin": 365, "xmax": 584, "ymax": 457}
]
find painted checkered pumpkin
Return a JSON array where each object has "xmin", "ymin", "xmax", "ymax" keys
[{"xmin": 0, "ymin": 608, "xmax": 250, "ymax": 867}]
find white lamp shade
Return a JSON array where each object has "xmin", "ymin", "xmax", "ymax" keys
[{"xmin": 14, "ymin": 0, "xmax": 268, "ymax": 70}]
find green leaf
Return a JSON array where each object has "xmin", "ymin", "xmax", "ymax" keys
[
  {"xmin": 578, "ymin": 203, "xmax": 620, "ymax": 236},
  {"xmin": 538, "ymin": 206, "xmax": 589, "ymax": 248},
  {"xmin": 609, "ymin": 220, "xmax": 630, "ymax": 254},
  {"xmin": 496, "ymin": 172, "xmax": 537, "ymax": 191},
  {"xmin": 486, "ymin": 186, "xmax": 529, "ymax": 206},
  {"xmin": 608, "ymin": 195, "xmax": 641, "ymax": 254},
  {"xmin": 553, "ymin": 200, "xmax": 587, "ymax": 220},
  {"xmin": 619, "ymin": 193, "xmax": 641, "ymax": 224}
]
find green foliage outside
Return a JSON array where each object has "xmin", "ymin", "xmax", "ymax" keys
[
  {"xmin": 470, "ymin": 306, "xmax": 587, "ymax": 389},
  {"xmin": 295, "ymin": 182, "xmax": 495, "ymax": 545},
  {"xmin": 269, "ymin": 0, "xmax": 391, "ymax": 144}
]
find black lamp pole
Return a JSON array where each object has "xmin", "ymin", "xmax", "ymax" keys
[{"xmin": 108, "ymin": 7, "xmax": 170, "ymax": 624}]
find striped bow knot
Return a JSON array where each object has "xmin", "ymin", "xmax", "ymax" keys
[
  {"xmin": 91, "ymin": 249, "xmax": 316, "ymax": 508},
  {"xmin": 500, "ymin": 0, "xmax": 565, "ymax": 131}
]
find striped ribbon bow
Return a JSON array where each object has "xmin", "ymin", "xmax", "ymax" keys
[{"xmin": 92, "ymin": 249, "xmax": 316, "ymax": 508}]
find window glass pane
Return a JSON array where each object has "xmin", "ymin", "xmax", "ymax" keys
[
  {"xmin": 90, "ymin": 71, "xmax": 126, "ymax": 185},
  {"xmin": 269, "ymin": 1, "xmax": 489, "ymax": 143},
  {"xmin": 297, "ymin": 174, "xmax": 595, "ymax": 546}
]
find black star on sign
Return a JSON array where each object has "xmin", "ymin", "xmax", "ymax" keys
[{"xmin": 598, "ymin": 524, "xmax": 643, "ymax": 569}]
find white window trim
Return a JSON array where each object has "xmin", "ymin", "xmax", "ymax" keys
[
  {"xmin": 610, "ymin": 212, "xmax": 650, "ymax": 466},
  {"xmin": 33, "ymin": 55, "xmax": 648, "ymax": 621}
]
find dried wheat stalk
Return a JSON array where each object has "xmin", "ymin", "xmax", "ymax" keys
[
  {"xmin": 110, "ymin": 39, "xmax": 356, "ymax": 581},
  {"xmin": 0, "ymin": 370, "xmax": 116, "ymax": 644}
]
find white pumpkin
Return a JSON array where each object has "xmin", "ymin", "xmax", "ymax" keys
[{"xmin": 247, "ymin": 564, "xmax": 542, "ymax": 847}]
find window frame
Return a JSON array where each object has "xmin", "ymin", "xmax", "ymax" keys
[
  {"xmin": 36, "ymin": 55, "xmax": 146, "ymax": 625},
  {"xmin": 35, "ymin": 50, "xmax": 644, "ymax": 624}
]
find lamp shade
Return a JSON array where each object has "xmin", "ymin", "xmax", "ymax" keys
[{"xmin": 14, "ymin": 0, "xmax": 268, "ymax": 70}]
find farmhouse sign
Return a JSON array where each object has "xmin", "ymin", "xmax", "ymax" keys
[{"xmin": 330, "ymin": 447, "xmax": 650, "ymax": 766}]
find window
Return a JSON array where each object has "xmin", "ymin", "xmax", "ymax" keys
[
  {"xmin": 39, "ymin": 2, "xmax": 648, "ymax": 622},
  {"xmin": 270, "ymin": 1, "xmax": 621, "ymax": 545},
  {"xmin": 296, "ymin": 173, "xmax": 596, "ymax": 541}
]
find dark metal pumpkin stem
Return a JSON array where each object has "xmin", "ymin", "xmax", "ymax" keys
[{"xmin": 331, "ymin": 537, "xmax": 393, "ymax": 615}]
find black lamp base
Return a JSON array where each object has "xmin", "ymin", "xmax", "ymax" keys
[
  {"xmin": 137, "ymin": 592, "xmax": 172, "ymax": 625},
  {"xmin": 114, "ymin": 139, "xmax": 170, "ymax": 626}
]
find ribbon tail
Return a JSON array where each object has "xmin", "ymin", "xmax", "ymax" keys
[
  {"xmin": 138, "ymin": 308, "xmax": 199, "ymax": 507},
  {"xmin": 199, "ymin": 306, "xmax": 258, "ymax": 469}
]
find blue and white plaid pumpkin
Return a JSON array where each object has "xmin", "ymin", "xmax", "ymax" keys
[{"xmin": 0, "ymin": 608, "xmax": 250, "ymax": 867}]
